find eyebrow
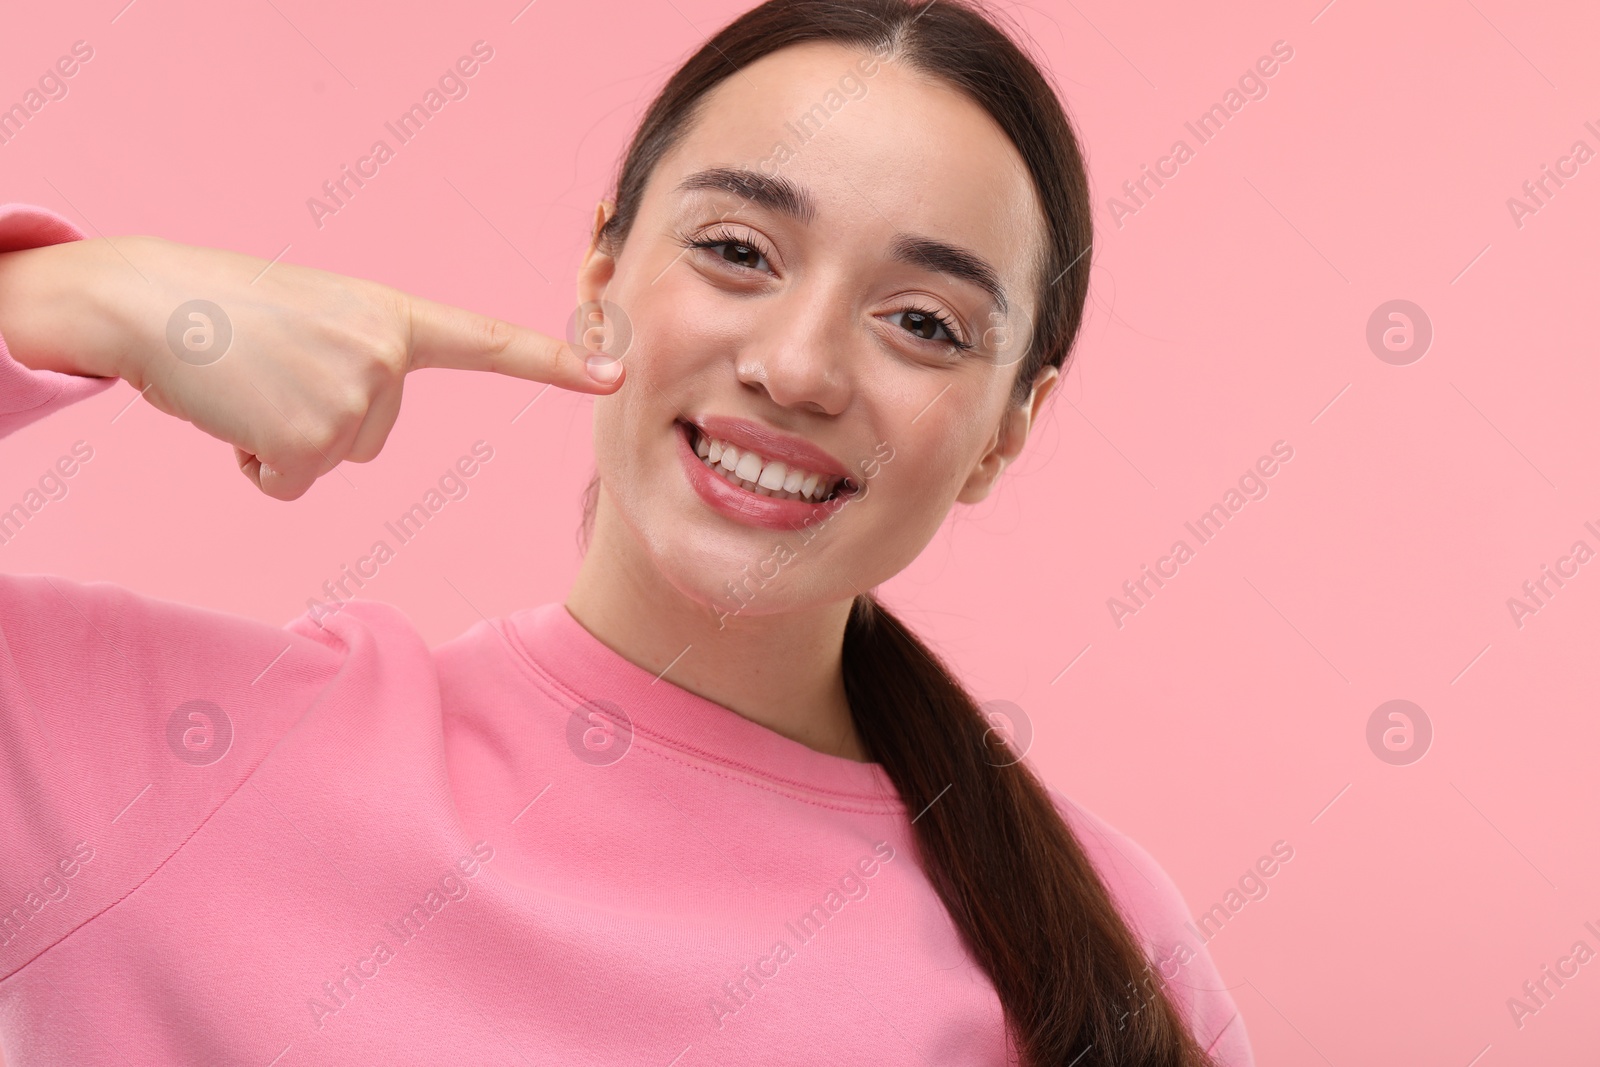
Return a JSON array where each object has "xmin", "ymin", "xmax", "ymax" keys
[{"xmin": 675, "ymin": 166, "xmax": 1010, "ymax": 316}]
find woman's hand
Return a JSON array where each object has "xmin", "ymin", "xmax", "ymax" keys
[{"xmin": 0, "ymin": 234, "xmax": 624, "ymax": 500}]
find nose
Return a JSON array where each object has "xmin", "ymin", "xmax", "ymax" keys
[{"xmin": 733, "ymin": 283, "xmax": 853, "ymax": 417}]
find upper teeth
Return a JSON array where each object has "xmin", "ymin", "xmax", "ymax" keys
[{"xmin": 692, "ymin": 429, "xmax": 842, "ymax": 502}]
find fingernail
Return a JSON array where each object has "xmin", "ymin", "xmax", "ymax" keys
[{"xmin": 585, "ymin": 355, "xmax": 622, "ymax": 384}]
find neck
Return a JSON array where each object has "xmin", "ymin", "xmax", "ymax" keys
[{"xmin": 564, "ymin": 487, "xmax": 868, "ymax": 763}]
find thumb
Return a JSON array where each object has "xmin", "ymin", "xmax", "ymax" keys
[{"xmin": 235, "ymin": 446, "xmax": 317, "ymax": 501}]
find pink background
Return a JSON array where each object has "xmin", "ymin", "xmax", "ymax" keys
[{"xmin": 3, "ymin": 0, "xmax": 1598, "ymax": 1063}]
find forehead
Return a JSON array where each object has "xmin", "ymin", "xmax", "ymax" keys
[{"xmin": 651, "ymin": 41, "xmax": 1046, "ymax": 303}]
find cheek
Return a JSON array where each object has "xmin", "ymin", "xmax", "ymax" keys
[
  {"xmin": 890, "ymin": 416, "xmax": 980, "ymax": 499},
  {"xmin": 844, "ymin": 424, "xmax": 967, "ymax": 563},
  {"xmin": 588, "ymin": 281, "xmax": 722, "ymax": 496},
  {"xmin": 609, "ymin": 269, "xmax": 735, "ymax": 396}
]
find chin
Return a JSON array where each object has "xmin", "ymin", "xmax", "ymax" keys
[{"xmin": 639, "ymin": 523, "xmax": 802, "ymax": 621}]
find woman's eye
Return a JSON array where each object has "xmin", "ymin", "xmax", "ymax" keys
[
  {"xmin": 707, "ymin": 240, "xmax": 768, "ymax": 272},
  {"xmin": 890, "ymin": 308, "xmax": 963, "ymax": 347}
]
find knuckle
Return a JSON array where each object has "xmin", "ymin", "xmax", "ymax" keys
[
  {"xmin": 301, "ymin": 421, "xmax": 344, "ymax": 459},
  {"xmin": 335, "ymin": 386, "xmax": 370, "ymax": 426},
  {"xmin": 477, "ymin": 317, "xmax": 515, "ymax": 371},
  {"xmin": 318, "ymin": 426, "xmax": 350, "ymax": 459},
  {"xmin": 370, "ymin": 335, "xmax": 411, "ymax": 379}
]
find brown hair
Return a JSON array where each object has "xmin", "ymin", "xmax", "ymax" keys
[{"xmin": 579, "ymin": 1, "xmax": 1217, "ymax": 1063}]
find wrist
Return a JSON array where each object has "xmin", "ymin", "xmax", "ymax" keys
[
  {"xmin": 71, "ymin": 236, "xmax": 154, "ymax": 382},
  {"xmin": 0, "ymin": 236, "xmax": 143, "ymax": 381}
]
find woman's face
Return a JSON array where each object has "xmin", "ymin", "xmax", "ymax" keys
[{"xmin": 578, "ymin": 41, "xmax": 1057, "ymax": 621}]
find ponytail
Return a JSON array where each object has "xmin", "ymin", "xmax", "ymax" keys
[{"xmin": 842, "ymin": 593, "xmax": 1219, "ymax": 1066}]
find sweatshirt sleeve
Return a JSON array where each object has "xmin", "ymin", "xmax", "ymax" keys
[
  {"xmin": 0, "ymin": 573, "xmax": 350, "ymax": 981},
  {"xmin": 1052, "ymin": 791, "xmax": 1256, "ymax": 1065},
  {"xmin": 0, "ymin": 203, "xmax": 349, "ymax": 979},
  {"xmin": 0, "ymin": 203, "xmax": 119, "ymax": 440}
]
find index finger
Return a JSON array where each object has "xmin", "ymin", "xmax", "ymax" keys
[{"xmin": 404, "ymin": 295, "xmax": 624, "ymax": 392}]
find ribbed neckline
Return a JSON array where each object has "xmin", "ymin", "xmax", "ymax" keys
[{"xmin": 498, "ymin": 602, "xmax": 904, "ymax": 813}]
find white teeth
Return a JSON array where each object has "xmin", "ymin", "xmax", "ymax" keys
[
  {"xmin": 757, "ymin": 460, "xmax": 789, "ymax": 490},
  {"xmin": 687, "ymin": 425, "xmax": 841, "ymax": 502},
  {"xmin": 734, "ymin": 452, "xmax": 764, "ymax": 483}
]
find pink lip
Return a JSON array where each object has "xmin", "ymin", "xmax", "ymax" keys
[
  {"xmin": 674, "ymin": 421, "xmax": 857, "ymax": 531},
  {"xmin": 688, "ymin": 414, "xmax": 850, "ymax": 478}
]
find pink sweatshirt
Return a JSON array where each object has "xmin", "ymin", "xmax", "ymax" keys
[{"xmin": 0, "ymin": 205, "xmax": 1253, "ymax": 1066}]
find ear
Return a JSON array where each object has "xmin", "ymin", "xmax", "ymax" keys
[
  {"xmin": 955, "ymin": 365, "xmax": 1059, "ymax": 505},
  {"xmin": 577, "ymin": 199, "xmax": 618, "ymax": 308}
]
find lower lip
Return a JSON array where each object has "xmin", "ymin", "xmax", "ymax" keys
[{"xmin": 674, "ymin": 421, "xmax": 854, "ymax": 531}]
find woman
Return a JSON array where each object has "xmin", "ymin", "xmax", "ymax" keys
[{"xmin": 0, "ymin": 0, "xmax": 1253, "ymax": 1063}]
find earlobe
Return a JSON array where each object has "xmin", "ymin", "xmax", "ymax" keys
[
  {"xmin": 954, "ymin": 366, "xmax": 1060, "ymax": 505},
  {"xmin": 954, "ymin": 411, "xmax": 1017, "ymax": 505}
]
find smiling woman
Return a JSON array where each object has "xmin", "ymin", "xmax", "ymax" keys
[
  {"xmin": 565, "ymin": 6, "xmax": 1246, "ymax": 1062},
  {"xmin": 0, "ymin": 1, "xmax": 1251, "ymax": 1065}
]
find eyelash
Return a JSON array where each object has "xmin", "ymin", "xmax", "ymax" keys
[{"xmin": 677, "ymin": 225, "xmax": 975, "ymax": 353}]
